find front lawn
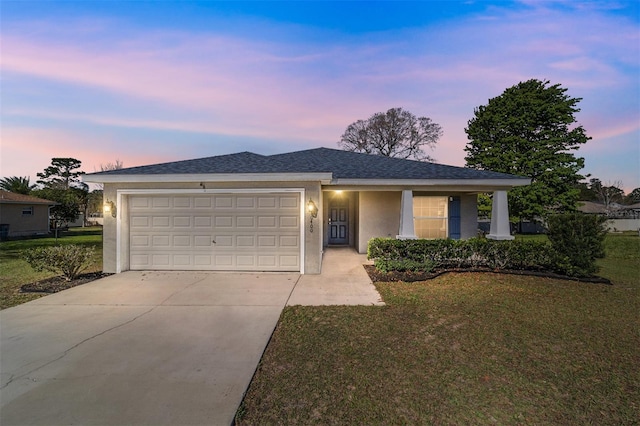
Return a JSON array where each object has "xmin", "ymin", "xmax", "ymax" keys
[
  {"xmin": 237, "ymin": 233, "xmax": 639, "ymax": 425},
  {"xmin": 0, "ymin": 227, "xmax": 103, "ymax": 309}
]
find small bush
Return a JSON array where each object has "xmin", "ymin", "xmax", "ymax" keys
[
  {"xmin": 24, "ymin": 244, "xmax": 95, "ymax": 281},
  {"xmin": 546, "ymin": 213, "xmax": 607, "ymax": 277}
]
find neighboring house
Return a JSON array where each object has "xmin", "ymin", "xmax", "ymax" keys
[
  {"xmin": 0, "ymin": 190, "xmax": 56, "ymax": 239},
  {"xmin": 577, "ymin": 201, "xmax": 640, "ymax": 219},
  {"xmin": 84, "ymin": 147, "xmax": 530, "ymax": 274}
]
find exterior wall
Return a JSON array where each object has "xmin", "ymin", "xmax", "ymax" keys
[
  {"xmin": 606, "ymin": 218, "xmax": 640, "ymax": 232},
  {"xmin": 460, "ymin": 194, "xmax": 478, "ymax": 239},
  {"xmin": 357, "ymin": 191, "xmax": 401, "ymax": 254},
  {"xmin": 0, "ymin": 203, "xmax": 50, "ymax": 237},
  {"xmin": 102, "ymin": 181, "xmax": 323, "ymax": 274}
]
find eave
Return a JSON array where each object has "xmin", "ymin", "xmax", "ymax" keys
[
  {"xmin": 83, "ymin": 173, "xmax": 334, "ymax": 185},
  {"xmin": 326, "ymin": 178, "xmax": 531, "ymax": 192}
]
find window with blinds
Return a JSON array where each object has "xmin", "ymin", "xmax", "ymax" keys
[{"xmin": 413, "ymin": 196, "xmax": 448, "ymax": 239}]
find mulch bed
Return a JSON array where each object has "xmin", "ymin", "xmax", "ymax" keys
[
  {"xmin": 21, "ymin": 272, "xmax": 113, "ymax": 294},
  {"xmin": 363, "ymin": 265, "xmax": 612, "ymax": 285}
]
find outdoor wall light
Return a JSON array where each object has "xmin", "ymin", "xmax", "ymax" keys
[
  {"xmin": 104, "ymin": 200, "xmax": 117, "ymax": 218},
  {"xmin": 307, "ymin": 198, "xmax": 318, "ymax": 218},
  {"xmin": 307, "ymin": 198, "xmax": 318, "ymax": 233}
]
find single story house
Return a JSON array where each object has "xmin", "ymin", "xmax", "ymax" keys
[
  {"xmin": 0, "ymin": 190, "xmax": 56, "ymax": 239},
  {"xmin": 84, "ymin": 147, "xmax": 530, "ymax": 274}
]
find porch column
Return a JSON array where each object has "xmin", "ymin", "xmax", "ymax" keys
[
  {"xmin": 397, "ymin": 190, "xmax": 417, "ymax": 240},
  {"xmin": 487, "ymin": 190, "xmax": 514, "ymax": 240}
]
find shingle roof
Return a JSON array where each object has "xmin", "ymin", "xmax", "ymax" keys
[
  {"xmin": 88, "ymin": 147, "xmax": 528, "ymax": 181},
  {"xmin": 0, "ymin": 190, "xmax": 56, "ymax": 204}
]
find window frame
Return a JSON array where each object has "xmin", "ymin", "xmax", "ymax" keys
[{"xmin": 413, "ymin": 196, "xmax": 448, "ymax": 239}]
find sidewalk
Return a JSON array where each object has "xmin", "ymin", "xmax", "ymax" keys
[{"xmin": 287, "ymin": 247, "xmax": 384, "ymax": 306}]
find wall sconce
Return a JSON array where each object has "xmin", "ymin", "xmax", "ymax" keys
[
  {"xmin": 307, "ymin": 198, "xmax": 318, "ymax": 232},
  {"xmin": 104, "ymin": 200, "xmax": 117, "ymax": 218},
  {"xmin": 307, "ymin": 198, "xmax": 318, "ymax": 218}
]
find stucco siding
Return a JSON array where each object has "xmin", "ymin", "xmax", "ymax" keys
[
  {"xmin": 460, "ymin": 194, "xmax": 478, "ymax": 239},
  {"xmin": 357, "ymin": 191, "xmax": 401, "ymax": 254}
]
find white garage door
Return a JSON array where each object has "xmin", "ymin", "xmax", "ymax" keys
[{"xmin": 129, "ymin": 193, "xmax": 301, "ymax": 271}]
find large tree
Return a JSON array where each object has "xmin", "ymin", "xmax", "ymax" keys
[
  {"xmin": 464, "ymin": 79, "xmax": 590, "ymax": 219},
  {"xmin": 0, "ymin": 176, "xmax": 36, "ymax": 194},
  {"xmin": 338, "ymin": 107, "xmax": 442, "ymax": 161},
  {"xmin": 33, "ymin": 158, "xmax": 87, "ymax": 228},
  {"xmin": 37, "ymin": 157, "xmax": 85, "ymax": 190}
]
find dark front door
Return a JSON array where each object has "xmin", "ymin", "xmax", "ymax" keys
[{"xmin": 328, "ymin": 202, "xmax": 348, "ymax": 245}]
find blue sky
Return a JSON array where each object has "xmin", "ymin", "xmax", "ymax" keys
[{"xmin": 1, "ymin": 1, "xmax": 639, "ymax": 191}]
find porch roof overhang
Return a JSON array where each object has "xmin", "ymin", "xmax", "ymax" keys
[{"xmin": 323, "ymin": 177, "xmax": 531, "ymax": 193}]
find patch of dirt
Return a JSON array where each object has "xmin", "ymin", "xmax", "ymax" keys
[
  {"xmin": 21, "ymin": 272, "xmax": 113, "ymax": 294},
  {"xmin": 363, "ymin": 265, "xmax": 612, "ymax": 285}
]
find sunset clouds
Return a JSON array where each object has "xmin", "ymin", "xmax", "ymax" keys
[{"xmin": 1, "ymin": 1, "xmax": 638, "ymax": 190}]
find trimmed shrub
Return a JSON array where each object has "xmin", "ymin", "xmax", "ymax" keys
[
  {"xmin": 546, "ymin": 213, "xmax": 607, "ymax": 277},
  {"xmin": 367, "ymin": 237, "xmax": 554, "ymax": 274},
  {"xmin": 24, "ymin": 244, "xmax": 95, "ymax": 281}
]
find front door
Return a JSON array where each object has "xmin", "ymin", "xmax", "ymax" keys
[{"xmin": 328, "ymin": 201, "xmax": 348, "ymax": 245}]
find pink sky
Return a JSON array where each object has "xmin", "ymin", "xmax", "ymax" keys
[{"xmin": 1, "ymin": 1, "xmax": 638, "ymax": 192}]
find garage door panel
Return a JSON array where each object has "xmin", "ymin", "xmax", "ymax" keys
[
  {"xmin": 131, "ymin": 235, "xmax": 150, "ymax": 247},
  {"xmin": 280, "ymin": 255, "xmax": 299, "ymax": 267},
  {"xmin": 280, "ymin": 235, "xmax": 299, "ymax": 247},
  {"xmin": 194, "ymin": 197, "xmax": 212, "ymax": 208},
  {"xmin": 152, "ymin": 197, "xmax": 171, "ymax": 208},
  {"xmin": 152, "ymin": 217, "xmax": 170, "ymax": 227},
  {"xmin": 258, "ymin": 216, "xmax": 276, "ymax": 228},
  {"xmin": 258, "ymin": 197, "xmax": 277, "ymax": 208},
  {"xmin": 130, "ymin": 193, "xmax": 301, "ymax": 271},
  {"xmin": 215, "ymin": 196, "xmax": 233, "ymax": 208},
  {"xmin": 174, "ymin": 197, "xmax": 191, "ymax": 208},
  {"xmin": 152, "ymin": 235, "xmax": 170, "ymax": 247},
  {"xmin": 237, "ymin": 197, "xmax": 255, "ymax": 208},
  {"xmin": 215, "ymin": 216, "xmax": 233, "ymax": 227},
  {"xmin": 131, "ymin": 216, "xmax": 150, "ymax": 228},
  {"xmin": 194, "ymin": 235, "xmax": 212, "ymax": 247},
  {"xmin": 236, "ymin": 216, "xmax": 255, "ymax": 227},
  {"xmin": 173, "ymin": 216, "xmax": 191, "ymax": 227},
  {"xmin": 173, "ymin": 235, "xmax": 192, "ymax": 246},
  {"xmin": 236, "ymin": 235, "xmax": 255, "ymax": 247},
  {"xmin": 280, "ymin": 216, "xmax": 299, "ymax": 228},
  {"xmin": 194, "ymin": 216, "xmax": 212, "ymax": 227}
]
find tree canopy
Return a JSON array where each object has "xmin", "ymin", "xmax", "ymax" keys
[
  {"xmin": 464, "ymin": 79, "xmax": 590, "ymax": 219},
  {"xmin": 0, "ymin": 176, "xmax": 36, "ymax": 194},
  {"xmin": 338, "ymin": 107, "xmax": 442, "ymax": 161},
  {"xmin": 37, "ymin": 157, "xmax": 85, "ymax": 190},
  {"xmin": 33, "ymin": 158, "xmax": 87, "ymax": 228}
]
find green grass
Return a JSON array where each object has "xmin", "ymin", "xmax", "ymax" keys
[
  {"xmin": 0, "ymin": 227, "xmax": 103, "ymax": 309},
  {"xmin": 237, "ymin": 233, "xmax": 640, "ymax": 425}
]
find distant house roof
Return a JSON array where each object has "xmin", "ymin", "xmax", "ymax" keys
[
  {"xmin": 85, "ymin": 147, "xmax": 530, "ymax": 185},
  {"xmin": 577, "ymin": 201, "xmax": 608, "ymax": 214},
  {"xmin": 622, "ymin": 203, "xmax": 640, "ymax": 210},
  {"xmin": 0, "ymin": 190, "xmax": 56, "ymax": 205}
]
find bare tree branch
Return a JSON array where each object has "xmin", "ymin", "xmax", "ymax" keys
[{"xmin": 338, "ymin": 107, "xmax": 442, "ymax": 161}]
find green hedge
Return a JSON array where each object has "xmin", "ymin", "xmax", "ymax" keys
[{"xmin": 368, "ymin": 238, "xmax": 555, "ymax": 273}]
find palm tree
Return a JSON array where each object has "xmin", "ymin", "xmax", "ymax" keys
[{"xmin": 0, "ymin": 176, "xmax": 37, "ymax": 194}]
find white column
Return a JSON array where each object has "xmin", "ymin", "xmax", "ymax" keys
[
  {"xmin": 487, "ymin": 190, "xmax": 514, "ymax": 240},
  {"xmin": 397, "ymin": 190, "xmax": 417, "ymax": 240}
]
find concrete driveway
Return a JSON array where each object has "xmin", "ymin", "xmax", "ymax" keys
[{"xmin": 0, "ymin": 271, "xmax": 299, "ymax": 426}]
